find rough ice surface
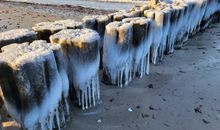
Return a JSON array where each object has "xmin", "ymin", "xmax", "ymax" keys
[
  {"xmin": 32, "ymin": 19, "xmax": 83, "ymax": 41},
  {"xmin": 50, "ymin": 29, "xmax": 100, "ymax": 110},
  {"xmin": 108, "ymin": 10, "xmax": 141, "ymax": 22},
  {"xmin": 144, "ymin": 10, "xmax": 164, "ymax": 64},
  {"xmin": 122, "ymin": 17, "xmax": 152, "ymax": 77},
  {"xmin": 103, "ymin": 22, "xmax": 133, "ymax": 87},
  {"xmin": 0, "ymin": 40, "xmax": 69, "ymax": 130},
  {"xmin": 83, "ymin": 15, "xmax": 110, "ymax": 46},
  {"xmin": 0, "ymin": 29, "xmax": 37, "ymax": 49}
]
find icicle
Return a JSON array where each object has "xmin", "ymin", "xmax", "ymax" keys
[{"xmin": 55, "ymin": 108, "xmax": 61, "ymax": 130}]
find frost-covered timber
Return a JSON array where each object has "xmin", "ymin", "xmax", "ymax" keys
[
  {"xmin": 32, "ymin": 19, "xmax": 83, "ymax": 41},
  {"xmin": 0, "ymin": 40, "xmax": 69, "ymax": 130},
  {"xmin": 103, "ymin": 22, "xmax": 133, "ymax": 87},
  {"xmin": 122, "ymin": 17, "xmax": 152, "ymax": 77},
  {"xmin": 83, "ymin": 15, "xmax": 110, "ymax": 47},
  {"xmin": 50, "ymin": 29, "xmax": 100, "ymax": 110},
  {"xmin": 144, "ymin": 10, "xmax": 164, "ymax": 64},
  {"xmin": 0, "ymin": 29, "xmax": 37, "ymax": 49},
  {"xmin": 108, "ymin": 10, "xmax": 141, "ymax": 22},
  {"xmin": 83, "ymin": 15, "xmax": 111, "ymax": 68}
]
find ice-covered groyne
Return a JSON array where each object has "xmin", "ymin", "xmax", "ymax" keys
[
  {"xmin": 108, "ymin": 10, "xmax": 141, "ymax": 21},
  {"xmin": 83, "ymin": 15, "xmax": 111, "ymax": 68},
  {"xmin": 0, "ymin": 0, "xmax": 220, "ymax": 129},
  {"xmin": 50, "ymin": 29, "xmax": 100, "ymax": 110},
  {"xmin": 102, "ymin": 0, "xmax": 220, "ymax": 86},
  {"xmin": 122, "ymin": 17, "xmax": 152, "ymax": 77},
  {"xmin": 0, "ymin": 29, "xmax": 37, "ymax": 49},
  {"xmin": 83, "ymin": 15, "xmax": 110, "ymax": 47},
  {"xmin": 0, "ymin": 40, "xmax": 69, "ymax": 130},
  {"xmin": 33, "ymin": 19, "xmax": 83, "ymax": 42},
  {"xmin": 102, "ymin": 22, "xmax": 133, "ymax": 87}
]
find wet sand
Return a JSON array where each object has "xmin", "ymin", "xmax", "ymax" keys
[{"xmin": 1, "ymin": 1, "xmax": 220, "ymax": 130}]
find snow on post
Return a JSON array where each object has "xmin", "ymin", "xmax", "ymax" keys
[
  {"xmin": 108, "ymin": 10, "xmax": 141, "ymax": 22},
  {"xmin": 129, "ymin": 5, "xmax": 150, "ymax": 17},
  {"xmin": 0, "ymin": 40, "xmax": 68, "ymax": 130},
  {"xmin": 0, "ymin": 29, "xmax": 37, "ymax": 49},
  {"xmin": 83, "ymin": 15, "xmax": 110, "ymax": 46},
  {"xmin": 50, "ymin": 29, "xmax": 100, "ymax": 110},
  {"xmin": 32, "ymin": 19, "xmax": 83, "ymax": 42},
  {"xmin": 102, "ymin": 22, "xmax": 133, "ymax": 87},
  {"xmin": 122, "ymin": 17, "xmax": 152, "ymax": 77}
]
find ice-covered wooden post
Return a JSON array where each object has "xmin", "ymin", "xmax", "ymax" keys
[
  {"xmin": 83, "ymin": 15, "xmax": 110, "ymax": 47},
  {"xmin": 144, "ymin": 10, "xmax": 164, "ymax": 64},
  {"xmin": 122, "ymin": 17, "xmax": 152, "ymax": 77},
  {"xmin": 32, "ymin": 19, "xmax": 83, "ymax": 42},
  {"xmin": 158, "ymin": 8, "xmax": 171, "ymax": 61},
  {"xmin": 108, "ymin": 10, "xmax": 141, "ymax": 22},
  {"xmin": 0, "ymin": 40, "xmax": 68, "ymax": 130},
  {"xmin": 50, "ymin": 29, "xmax": 100, "ymax": 110},
  {"xmin": 102, "ymin": 22, "xmax": 133, "ymax": 87},
  {"xmin": 83, "ymin": 15, "xmax": 111, "ymax": 68},
  {"xmin": 0, "ymin": 29, "xmax": 37, "ymax": 49},
  {"xmin": 149, "ymin": 0, "xmax": 159, "ymax": 8}
]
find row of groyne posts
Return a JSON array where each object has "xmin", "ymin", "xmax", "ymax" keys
[{"xmin": 0, "ymin": 0, "xmax": 220, "ymax": 129}]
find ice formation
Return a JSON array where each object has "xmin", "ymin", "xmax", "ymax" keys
[
  {"xmin": 0, "ymin": 40, "xmax": 69, "ymax": 130},
  {"xmin": 50, "ymin": 29, "xmax": 100, "ymax": 110},
  {"xmin": 83, "ymin": 15, "xmax": 110, "ymax": 47},
  {"xmin": 102, "ymin": 0, "xmax": 220, "ymax": 87},
  {"xmin": 102, "ymin": 22, "xmax": 133, "ymax": 87},
  {"xmin": 144, "ymin": 10, "xmax": 164, "ymax": 64},
  {"xmin": 108, "ymin": 10, "xmax": 141, "ymax": 22},
  {"xmin": 0, "ymin": 29, "xmax": 37, "ymax": 49},
  {"xmin": 32, "ymin": 19, "xmax": 83, "ymax": 41},
  {"xmin": 122, "ymin": 17, "xmax": 152, "ymax": 77}
]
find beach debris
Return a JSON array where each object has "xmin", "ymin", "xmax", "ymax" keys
[
  {"xmin": 0, "ymin": 29, "xmax": 37, "ymax": 49},
  {"xmin": 128, "ymin": 107, "xmax": 133, "ymax": 112},
  {"xmin": 0, "ymin": 40, "xmax": 69, "ymax": 130},
  {"xmin": 148, "ymin": 84, "xmax": 154, "ymax": 89},
  {"xmin": 149, "ymin": 105, "xmax": 161, "ymax": 111},
  {"xmin": 194, "ymin": 105, "xmax": 203, "ymax": 114},
  {"xmin": 136, "ymin": 105, "xmax": 141, "ymax": 109},
  {"xmin": 50, "ymin": 29, "xmax": 100, "ymax": 110},
  {"xmin": 97, "ymin": 119, "xmax": 102, "ymax": 124},
  {"xmin": 202, "ymin": 119, "xmax": 211, "ymax": 124},
  {"xmin": 141, "ymin": 113, "xmax": 150, "ymax": 118},
  {"xmin": 109, "ymin": 98, "xmax": 115, "ymax": 103}
]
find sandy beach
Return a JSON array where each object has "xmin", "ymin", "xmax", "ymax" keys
[
  {"xmin": 0, "ymin": 0, "xmax": 113, "ymax": 32},
  {"xmin": 0, "ymin": 1, "xmax": 220, "ymax": 130}
]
